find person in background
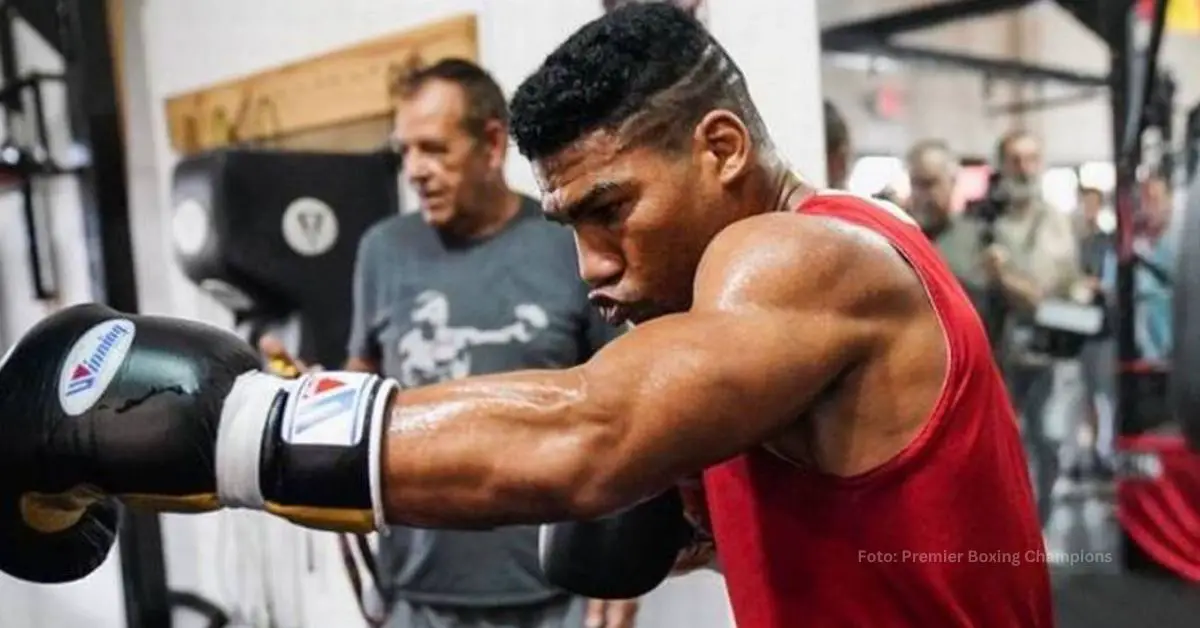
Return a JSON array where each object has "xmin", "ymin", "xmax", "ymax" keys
[
  {"xmin": 1101, "ymin": 173, "xmax": 1175, "ymax": 362},
  {"xmin": 824, "ymin": 99, "xmax": 850, "ymax": 189},
  {"xmin": 268, "ymin": 58, "xmax": 635, "ymax": 628},
  {"xmin": 984, "ymin": 129, "xmax": 1082, "ymax": 525},
  {"xmin": 905, "ymin": 139, "xmax": 987, "ymax": 314},
  {"xmin": 1075, "ymin": 187, "xmax": 1111, "ymax": 279},
  {"xmin": 1069, "ymin": 186, "xmax": 1116, "ymax": 480}
]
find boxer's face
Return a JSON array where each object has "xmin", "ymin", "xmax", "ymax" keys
[
  {"xmin": 535, "ymin": 113, "xmax": 752, "ymax": 326},
  {"xmin": 393, "ymin": 80, "xmax": 505, "ymax": 232}
]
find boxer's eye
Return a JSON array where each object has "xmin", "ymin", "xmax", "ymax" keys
[
  {"xmin": 587, "ymin": 203, "xmax": 625, "ymax": 228},
  {"xmin": 593, "ymin": 204, "xmax": 618, "ymax": 223}
]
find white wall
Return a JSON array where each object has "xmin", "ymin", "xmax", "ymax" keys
[{"xmin": 106, "ymin": 1, "xmax": 826, "ymax": 627}]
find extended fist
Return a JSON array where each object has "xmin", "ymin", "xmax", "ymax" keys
[
  {"xmin": 0, "ymin": 304, "xmax": 263, "ymax": 583},
  {"xmin": 538, "ymin": 487, "xmax": 695, "ymax": 600},
  {"xmin": 0, "ymin": 303, "xmax": 395, "ymax": 584}
]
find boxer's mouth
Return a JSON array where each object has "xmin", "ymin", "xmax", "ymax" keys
[{"xmin": 589, "ymin": 294, "xmax": 630, "ymax": 326}]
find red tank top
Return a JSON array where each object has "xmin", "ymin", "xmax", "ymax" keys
[{"xmin": 702, "ymin": 193, "xmax": 1053, "ymax": 628}]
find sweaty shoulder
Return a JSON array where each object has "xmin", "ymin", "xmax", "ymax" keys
[{"xmin": 693, "ymin": 212, "xmax": 926, "ymax": 325}]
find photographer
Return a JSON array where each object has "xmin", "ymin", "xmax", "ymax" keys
[
  {"xmin": 905, "ymin": 139, "xmax": 987, "ymax": 314},
  {"xmin": 980, "ymin": 130, "xmax": 1083, "ymax": 525}
]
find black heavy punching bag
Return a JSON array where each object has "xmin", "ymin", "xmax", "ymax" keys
[{"xmin": 171, "ymin": 148, "xmax": 398, "ymax": 368}]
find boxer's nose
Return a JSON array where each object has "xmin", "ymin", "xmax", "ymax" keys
[{"xmin": 574, "ymin": 233, "xmax": 623, "ymax": 289}]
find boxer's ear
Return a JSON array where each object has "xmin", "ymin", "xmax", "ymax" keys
[{"xmin": 693, "ymin": 110, "xmax": 752, "ymax": 186}]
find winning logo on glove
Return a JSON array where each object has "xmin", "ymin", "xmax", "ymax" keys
[
  {"xmin": 281, "ymin": 372, "xmax": 376, "ymax": 447},
  {"xmin": 57, "ymin": 319, "xmax": 137, "ymax": 416}
]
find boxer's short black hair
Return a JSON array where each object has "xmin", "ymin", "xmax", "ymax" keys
[
  {"xmin": 391, "ymin": 58, "xmax": 509, "ymax": 139},
  {"xmin": 509, "ymin": 2, "xmax": 768, "ymax": 160}
]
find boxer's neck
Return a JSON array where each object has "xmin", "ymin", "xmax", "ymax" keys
[{"xmin": 764, "ymin": 163, "xmax": 816, "ymax": 215}]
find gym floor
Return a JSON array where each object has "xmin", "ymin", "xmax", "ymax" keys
[
  {"xmin": 1055, "ymin": 571, "xmax": 1200, "ymax": 626},
  {"xmin": 1047, "ymin": 464, "xmax": 1200, "ymax": 626}
]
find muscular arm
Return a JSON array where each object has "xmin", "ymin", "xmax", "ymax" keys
[{"xmin": 378, "ymin": 214, "xmax": 906, "ymax": 528}]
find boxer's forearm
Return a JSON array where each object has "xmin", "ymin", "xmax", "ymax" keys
[
  {"xmin": 378, "ymin": 367, "xmax": 626, "ymax": 528},
  {"xmin": 373, "ymin": 318, "xmax": 737, "ymax": 529},
  {"xmin": 374, "ymin": 306, "xmax": 856, "ymax": 529}
]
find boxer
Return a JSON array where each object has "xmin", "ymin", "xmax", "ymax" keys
[{"xmin": 0, "ymin": 4, "xmax": 1052, "ymax": 627}]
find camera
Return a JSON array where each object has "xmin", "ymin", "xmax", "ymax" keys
[
  {"xmin": 963, "ymin": 171, "xmax": 1011, "ymax": 245},
  {"xmin": 964, "ymin": 170, "xmax": 1105, "ymax": 358}
]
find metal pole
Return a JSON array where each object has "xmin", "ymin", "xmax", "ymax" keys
[
  {"xmin": 1113, "ymin": 0, "xmax": 1168, "ymax": 435},
  {"xmin": 1111, "ymin": 0, "xmax": 1169, "ymax": 573},
  {"xmin": 1112, "ymin": 2, "xmax": 1138, "ymax": 440}
]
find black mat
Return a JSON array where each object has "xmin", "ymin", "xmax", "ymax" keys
[{"xmin": 1055, "ymin": 571, "xmax": 1200, "ymax": 627}]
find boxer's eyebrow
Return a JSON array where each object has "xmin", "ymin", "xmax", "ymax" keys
[{"xmin": 545, "ymin": 180, "xmax": 625, "ymax": 225}]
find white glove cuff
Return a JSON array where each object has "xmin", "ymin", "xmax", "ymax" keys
[
  {"xmin": 367, "ymin": 378, "xmax": 399, "ymax": 531},
  {"xmin": 216, "ymin": 370, "xmax": 291, "ymax": 509}
]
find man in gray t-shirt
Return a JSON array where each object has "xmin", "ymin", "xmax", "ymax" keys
[
  {"xmin": 345, "ymin": 59, "xmax": 632, "ymax": 628},
  {"xmin": 352, "ymin": 198, "xmax": 621, "ymax": 624}
]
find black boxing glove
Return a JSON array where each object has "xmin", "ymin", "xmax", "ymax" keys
[
  {"xmin": 0, "ymin": 304, "xmax": 397, "ymax": 582},
  {"xmin": 538, "ymin": 488, "xmax": 696, "ymax": 599}
]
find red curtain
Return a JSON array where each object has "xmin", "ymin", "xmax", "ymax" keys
[{"xmin": 1117, "ymin": 434, "xmax": 1200, "ymax": 581}]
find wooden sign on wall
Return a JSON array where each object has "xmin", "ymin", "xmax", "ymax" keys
[{"xmin": 164, "ymin": 14, "xmax": 478, "ymax": 155}]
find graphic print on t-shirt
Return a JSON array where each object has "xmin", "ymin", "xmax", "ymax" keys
[{"xmin": 396, "ymin": 290, "xmax": 550, "ymax": 387}]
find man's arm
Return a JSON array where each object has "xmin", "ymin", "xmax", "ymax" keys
[
  {"xmin": 987, "ymin": 259, "xmax": 1043, "ymax": 312},
  {"xmin": 377, "ymin": 213, "xmax": 906, "ymax": 528},
  {"xmin": 345, "ymin": 227, "xmax": 383, "ymax": 374},
  {"xmin": 1043, "ymin": 211, "xmax": 1083, "ymax": 299},
  {"xmin": 345, "ymin": 356, "xmax": 378, "ymax": 373},
  {"xmin": 987, "ymin": 209, "xmax": 1082, "ymax": 312}
]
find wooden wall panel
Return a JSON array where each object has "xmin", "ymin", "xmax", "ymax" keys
[{"xmin": 163, "ymin": 14, "xmax": 477, "ymax": 155}]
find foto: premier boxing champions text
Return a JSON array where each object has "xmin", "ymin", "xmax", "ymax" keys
[{"xmin": 857, "ymin": 549, "xmax": 1114, "ymax": 568}]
